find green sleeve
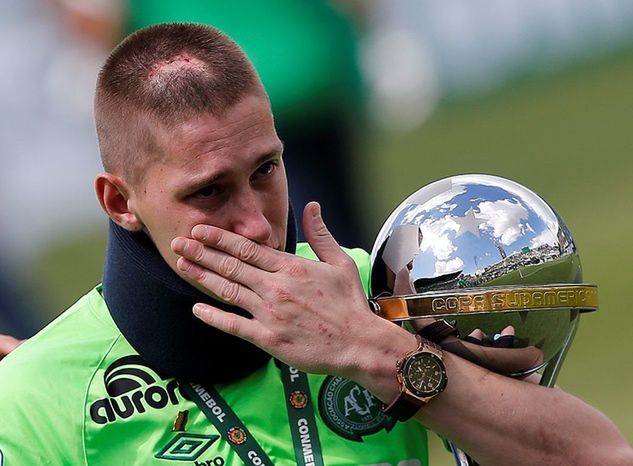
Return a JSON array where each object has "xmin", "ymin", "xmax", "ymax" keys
[
  {"xmin": 0, "ymin": 341, "xmax": 86, "ymax": 464},
  {"xmin": 0, "ymin": 291, "xmax": 116, "ymax": 465}
]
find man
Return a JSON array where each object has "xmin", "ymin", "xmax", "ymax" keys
[
  {"xmin": 1, "ymin": 22, "xmax": 631, "ymax": 466},
  {"xmin": 0, "ymin": 23, "xmax": 430, "ymax": 465}
]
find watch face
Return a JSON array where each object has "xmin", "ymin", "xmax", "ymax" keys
[{"xmin": 402, "ymin": 352, "xmax": 447, "ymax": 398}]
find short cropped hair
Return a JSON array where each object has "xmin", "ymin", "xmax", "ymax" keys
[{"xmin": 95, "ymin": 23, "xmax": 261, "ymax": 184}]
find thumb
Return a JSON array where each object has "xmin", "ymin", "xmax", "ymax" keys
[{"xmin": 303, "ymin": 202, "xmax": 345, "ymax": 264}]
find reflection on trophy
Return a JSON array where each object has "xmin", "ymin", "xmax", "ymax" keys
[{"xmin": 369, "ymin": 174, "xmax": 598, "ymax": 466}]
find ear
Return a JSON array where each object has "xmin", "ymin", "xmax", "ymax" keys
[{"xmin": 95, "ymin": 172, "xmax": 144, "ymax": 231}]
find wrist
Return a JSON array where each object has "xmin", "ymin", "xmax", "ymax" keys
[
  {"xmin": 346, "ymin": 321, "xmax": 418, "ymax": 403},
  {"xmin": 382, "ymin": 336, "xmax": 447, "ymax": 421}
]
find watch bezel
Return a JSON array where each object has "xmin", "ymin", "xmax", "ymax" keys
[{"xmin": 402, "ymin": 351, "xmax": 447, "ymax": 398}]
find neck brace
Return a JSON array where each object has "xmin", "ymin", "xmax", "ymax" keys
[{"xmin": 102, "ymin": 205, "xmax": 297, "ymax": 384}]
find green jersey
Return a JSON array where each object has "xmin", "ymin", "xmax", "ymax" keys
[{"xmin": 0, "ymin": 244, "xmax": 429, "ymax": 465}]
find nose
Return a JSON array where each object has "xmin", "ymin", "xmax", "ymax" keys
[{"xmin": 230, "ymin": 189, "xmax": 273, "ymax": 245}]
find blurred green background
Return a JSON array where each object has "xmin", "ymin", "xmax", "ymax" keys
[{"xmin": 30, "ymin": 47, "xmax": 633, "ymax": 464}]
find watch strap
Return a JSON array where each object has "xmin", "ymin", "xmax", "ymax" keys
[
  {"xmin": 416, "ymin": 320, "xmax": 458, "ymax": 343},
  {"xmin": 382, "ymin": 389, "xmax": 424, "ymax": 421}
]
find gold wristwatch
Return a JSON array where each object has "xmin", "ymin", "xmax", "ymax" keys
[{"xmin": 382, "ymin": 335, "xmax": 447, "ymax": 421}]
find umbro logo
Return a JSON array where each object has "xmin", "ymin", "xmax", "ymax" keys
[{"xmin": 155, "ymin": 433, "xmax": 222, "ymax": 463}]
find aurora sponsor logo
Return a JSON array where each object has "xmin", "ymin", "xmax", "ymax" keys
[
  {"xmin": 318, "ymin": 376, "xmax": 396, "ymax": 442},
  {"xmin": 90, "ymin": 355, "xmax": 181, "ymax": 424}
]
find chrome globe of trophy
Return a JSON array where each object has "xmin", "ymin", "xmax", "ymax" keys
[{"xmin": 368, "ymin": 174, "xmax": 598, "ymax": 466}]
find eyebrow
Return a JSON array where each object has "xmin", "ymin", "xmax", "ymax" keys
[{"xmin": 178, "ymin": 144, "xmax": 284, "ymax": 196}]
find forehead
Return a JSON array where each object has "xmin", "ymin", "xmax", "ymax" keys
[{"xmin": 147, "ymin": 94, "xmax": 282, "ymax": 180}]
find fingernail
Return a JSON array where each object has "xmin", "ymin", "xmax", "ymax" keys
[
  {"xmin": 176, "ymin": 257, "xmax": 190, "ymax": 272},
  {"xmin": 193, "ymin": 303, "xmax": 204, "ymax": 316},
  {"xmin": 312, "ymin": 203, "xmax": 321, "ymax": 219},
  {"xmin": 192, "ymin": 225, "xmax": 208, "ymax": 241},
  {"xmin": 171, "ymin": 237, "xmax": 186, "ymax": 253}
]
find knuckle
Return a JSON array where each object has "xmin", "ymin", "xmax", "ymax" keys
[
  {"xmin": 219, "ymin": 279, "xmax": 241, "ymax": 303},
  {"xmin": 219, "ymin": 255, "xmax": 242, "ymax": 279},
  {"xmin": 271, "ymin": 285, "xmax": 292, "ymax": 303},
  {"xmin": 238, "ymin": 239, "xmax": 259, "ymax": 262},
  {"xmin": 192, "ymin": 268, "xmax": 206, "ymax": 282},
  {"xmin": 210, "ymin": 228, "xmax": 224, "ymax": 245},
  {"xmin": 267, "ymin": 305, "xmax": 289, "ymax": 324},
  {"xmin": 343, "ymin": 253, "xmax": 355, "ymax": 267},
  {"xmin": 314, "ymin": 221, "xmax": 330, "ymax": 237},
  {"xmin": 285, "ymin": 261, "xmax": 306, "ymax": 278},
  {"xmin": 224, "ymin": 316, "xmax": 241, "ymax": 336},
  {"xmin": 259, "ymin": 330, "xmax": 276, "ymax": 348},
  {"xmin": 193, "ymin": 244, "xmax": 206, "ymax": 263},
  {"xmin": 261, "ymin": 329, "xmax": 289, "ymax": 349},
  {"xmin": 340, "ymin": 255, "xmax": 356, "ymax": 271},
  {"xmin": 186, "ymin": 263, "xmax": 206, "ymax": 281}
]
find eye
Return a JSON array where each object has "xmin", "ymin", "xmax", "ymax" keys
[
  {"xmin": 255, "ymin": 160, "xmax": 278, "ymax": 178},
  {"xmin": 194, "ymin": 184, "xmax": 221, "ymax": 198}
]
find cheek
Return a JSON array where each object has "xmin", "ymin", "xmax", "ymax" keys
[
  {"xmin": 269, "ymin": 176, "xmax": 289, "ymax": 222},
  {"xmin": 144, "ymin": 203, "xmax": 199, "ymax": 252},
  {"xmin": 272, "ymin": 166, "xmax": 289, "ymax": 205},
  {"xmin": 269, "ymin": 187, "xmax": 290, "ymax": 243},
  {"xmin": 168, "ymin": 210, "xmax": 209, "ymax": 240}
]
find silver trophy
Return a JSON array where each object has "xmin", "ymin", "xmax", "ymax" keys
[{"xmin": 369, "ymin": 174, "xmax": 598, "ymax": 465}]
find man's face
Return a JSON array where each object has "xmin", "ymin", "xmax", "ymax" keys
[{"xmin": 126, "ymin": 92, "xmax": 288, "ymax": 281}]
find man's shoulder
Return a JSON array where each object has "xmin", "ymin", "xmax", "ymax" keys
[
  {"xmin": 296, "ymin": 242, "xmax": 371, "ymax": 293},
  {"xmin": 0, "ymin": 287, "xmax": 122, "ymax": 386},
  {"xmin": 0, "ymin": 287, "xmax": 128, "ymax": 463},
  {"xmin": 296, "ymin": 242, "xmax": 369, "ymax": 261}
]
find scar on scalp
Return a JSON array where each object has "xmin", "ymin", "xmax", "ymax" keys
[{"xmin": 147, "ymin": 52, "xmax": 207, "ymax": 79}]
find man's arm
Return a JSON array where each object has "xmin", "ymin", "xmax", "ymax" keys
[{"xmin": 171, "ymin": 201, "xmax": 633, "ymax": 466}]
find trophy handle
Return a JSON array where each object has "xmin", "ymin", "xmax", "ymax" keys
[
  {"xmin": 540, "ymin": 311, "xmax": 579, "ymax": 387},
  {"xmin": 447, "ymin": 313, "xmax": 580, "ymax": 465}
]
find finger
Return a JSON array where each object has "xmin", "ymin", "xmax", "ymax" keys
[
  {"xmin": 492, "ymin": 334, "xmax": 514, "ymax": 349},
  {"xmin": 443, "ymin": 338, "xmax": 544, "ymax": 375},
  {"xmin": 473, "ymin": 345, "xmax": 543, "ymax": 373},
  {"xmin": 302, "ymin": 202, "xmax": 346, "ymax": 265},
  {"xmin": 176, "ymin": 257, "xmax": 265, "ymax": 313},
  {"xmin": 0, "ymin": 335, "xmax": 23, "ymax": 359},
  {"xmin": 172, "ymin": 237, "xmax": 268, "ymax": 290},
  {"xmin": 189, "ymin": 225, "xmax": 282, "ymax": 272},
  {"xmin": 491, "ymin": 326, "xmax": 515, "ymax": 348},
  {"xmin": 482, "ymin": 326, "xmax": 515, "ymax": 348},
  {"xmin": 462, "ymin": 336, "xmax": 483, "ymax": 345},
  {"xmin": 193, "ymin": 303, "xmax": 261, "ymax": 342},
  {"xmin": 463, "ymin": 328, "xmax": 485, "ymax": 345}
]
